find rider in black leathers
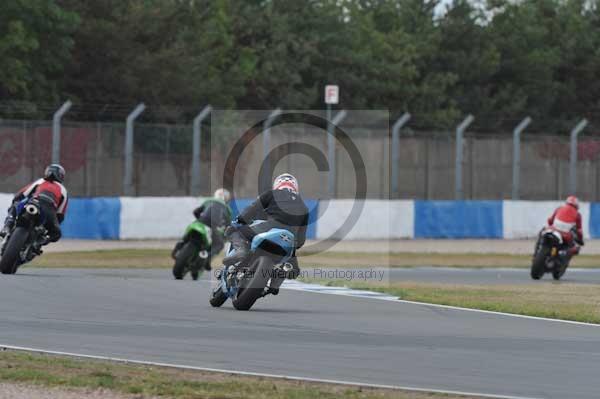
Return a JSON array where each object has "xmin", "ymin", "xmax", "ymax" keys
[{"xmin": 223, "ymin": 173, "xmax": 309, "ymax": 294}]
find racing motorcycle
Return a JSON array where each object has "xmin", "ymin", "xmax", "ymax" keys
[
  {"xmin": 172, "ymin": 220, "xmax": 212, "ymax": 280},
  {"xmin": 531, "ymin": 226, "xmax": 578, "ymax": 280},
  {"xmin": 0, "ymin": 198, "xmax": 49, "ymax": 274},
  {"xmin": 210, "ymin": 220, "xmax": 295, "ymax": 311}
]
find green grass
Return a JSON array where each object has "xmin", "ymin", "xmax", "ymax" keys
[
  {"xmin": 29, "ymin": 248, "xmax": 600, "ymax": 269},
  {"xmin": 300, "ymin": 278, "xmax": 600, "ymax": 324},
  {"xmin": 0, "ymin": 350, "xmax": 479, "ymax": 399},
  {"xmin": 30, "ymin": 249, "xmax": 173, "ymax": 268}
]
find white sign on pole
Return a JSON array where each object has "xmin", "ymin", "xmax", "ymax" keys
[{"xmin": 325, "ymin": 85, "xmax": 339, "ymax": 104}]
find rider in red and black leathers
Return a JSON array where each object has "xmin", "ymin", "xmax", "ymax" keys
[
  {"xmin": 546, "ymin": 195, "xmax": 584, "ymax": 257},
  {"xmin": 223, "ymin": 174, "xmax": 308, "ymax": 293},
  {"xmin": 1, "ymin": 164, "xmax": 68, "ymax": 243}
]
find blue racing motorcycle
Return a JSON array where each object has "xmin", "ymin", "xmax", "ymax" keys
[
  {"xmin": 210, "ymin": 221, "xmax": 295, "ymax": 310},
  {"xmin": 0, "ymin": 198, "xmax": 48, "ymax": 274}
]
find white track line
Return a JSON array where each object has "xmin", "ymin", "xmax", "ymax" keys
[
  {"xmin": 0, "ymin": 344, "xmax": 540, "ymax": 399},
  {"xmin": 282, "ymin": 281, "xmax": 600, "ymax": 328}
]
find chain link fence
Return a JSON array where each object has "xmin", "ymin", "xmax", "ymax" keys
[{"xmin": 2, "ymin": 118, "xmax": 600, "ymax": 200}]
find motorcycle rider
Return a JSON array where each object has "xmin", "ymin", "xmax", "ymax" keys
[
  {"xmin": 223, "ymin": 173, "xmax": 309, "ymax": 295},
  {"xmin": 172, "ymin": 188, "xmax": 232, "ymax": 271},
  {"xmin": 0, "ymin": 164, "xmax": 68, "ymax": 248},
  {"xmin": 544, "ymin": 195, "xmax": 584, "ymax": 258}
]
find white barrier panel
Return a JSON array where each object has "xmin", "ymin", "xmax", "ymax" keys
[
  {"xmin": 120, "ymin": 197, "xmax": 205, "ymax": 239},
  {"xmin": 503, "ymin": 201, "xmax": 590, "ymax": 239},
  {"xmin": 0, "ymin": 194, "xmax": 13, "ymax": 218},
  {"xmin": 316, "ymin": 200, "xmax": 414, "ymax": 239}
]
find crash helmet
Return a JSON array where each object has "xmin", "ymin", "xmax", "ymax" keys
[
  {"xmin": 273, "ymin": 173, "xmax": 299, "ymax": 194},
  {"xmin": 566, "ymin": 195, "xmax": 579, "ymax": 209},
  {"xmin": 214, "ymin": 188, "xmax": 231, "ymax": 203},
  {"xmin": 44, "ymin": 164, "xmax": 65, "ymax": 183}
]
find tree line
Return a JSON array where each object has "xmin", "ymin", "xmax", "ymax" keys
[{"xmin": 1, "ymin": 0, "xmax": 600, "ymax": 131}]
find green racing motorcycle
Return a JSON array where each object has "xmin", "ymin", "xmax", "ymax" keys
[{"xmin": 172, "ymin": 220, "xmax": 212, "ymax": 280}]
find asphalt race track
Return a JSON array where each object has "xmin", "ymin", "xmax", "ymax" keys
[
  {"xmin": 1, "ymin": 268, "xmax": 599, "ymax": 399},
  {"xmin": 296, "ymin": 265, "xmax": 600, "ymax": 285},
  {"xmin": 380, "ymin": 267, "xmax": 600, "ymax": 285}
]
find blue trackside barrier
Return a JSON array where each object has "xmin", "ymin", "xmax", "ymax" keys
[
  {"xmin": 589, "ymin": 203, "xmax": 600, "ymax": 238},
  {"xmin": 61, "ymin": 197, "xmax": 121, "ymax": 239},
  {"xmin": 414, "ymin": 200, "xmax": 503, "ymax": 238},
  {"xmin": 4, "ymin": 193, "xmax": 594, "ymax": 240}
]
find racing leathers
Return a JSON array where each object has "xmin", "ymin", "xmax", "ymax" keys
[
  {"xmin": 223, "ymin": 189, "xmax": 309, "ymax": 291},
  {"xmin": 172, "ymin": 198, "xmax": 232, "ymax": 271},
  {"xmin": 194, "ymin": 198, "xmax": 232, "ymax": 267},
  {"xmin": 546, "ymin": 203, "xmax": 584, "ymax": 257},
  {"xmin": 2, "ymin": 178, "xmax": 68, "ymax": 243}
]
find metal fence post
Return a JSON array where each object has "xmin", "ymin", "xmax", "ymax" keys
[
  {"xmin": 455, "ymin": 114, "xmax": 474, "ymax": 200},
  {"xmin": 391, "ymin": 113, "xmax": 411, "ymax": 198},
  {"xmin": 52, "ymin": 100, "xmax": 72, "ymax": 164},
  {"xmin": 190, "ymin": 105, "xmax": 212, "ymax": 196},
  {"xmin": 328, "ymin": 110, "xmax": 347, "ymax": 198},
  {"xmin": 569, "ymin": 118, "xmax": 589, "ymax": 195},
  {"xmin": 123, "ymin": 103, "xmax": 146, "ymax": 196},
  {"xmin": 511, "ymin": 116, "xmax": 532, "ymax": 200},
  {"xmin": 262, "ymin": 108, "xmax": 281, "ymax": 192}
]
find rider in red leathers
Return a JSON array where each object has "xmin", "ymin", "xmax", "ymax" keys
[
  {"xmin": 546, "ymin": 195, "xmax": 584, "ymax": 258},
  {"xmin": 0, "ymin": 164, "xmax": 68, "ymax": 245}
]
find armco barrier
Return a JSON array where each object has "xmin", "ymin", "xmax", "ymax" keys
[
  {"xmin": 62, "ymin": 198, "xmax": 121, "ymax": 239},
  {"xmin": 588, "ymin": 203, "xmax": 600, "ymax": 238},
  {"xmin": 414, "ymin": 200, "xmax": 503, "ymax": 238},
  {"xmin": 0, "ymin": 194, "xmax": 598, "ymax": 240},
  {"xmin": 316, "ymin": 200, "xmax": 414, "ymax": 239},
  {"xmin": 119, "ymin": 197, "xmax": 204, "ymax": 239},
  {"xmin": 503, "ymin": 200, "xmax": 591, "ymax": 239}
]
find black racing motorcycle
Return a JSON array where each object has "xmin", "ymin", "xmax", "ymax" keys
[
  {"xmin": 531, "ymin": 227, "xmax": 579, "ymax": 280},
  {"xmin": 0, "ymin": 198, "xmax": 49, "ymax": 274}
]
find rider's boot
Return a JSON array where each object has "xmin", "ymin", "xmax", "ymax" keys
[
  {"xmin": 32, "ymin": 235, "xmax": 49, "ymax": 256},
  {"xmin": 222, "ymin": 232, "xmax": 249, "ymax": 266},
  {"xmin": 262, "ymin": 257, "xmax": 301, "ymax": 297},
  {"xmin": 0, "ymin": 211, "xmax": 16, "ymax": 239}
]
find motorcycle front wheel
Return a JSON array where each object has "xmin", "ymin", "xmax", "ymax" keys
[{"xmin": 232, "ymin": 256, "xmax": 273, "ymax": 311}]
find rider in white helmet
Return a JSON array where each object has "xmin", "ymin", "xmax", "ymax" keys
[
  {"xmin": 223, "ymin": 173, "xmax": 308, "ymax": 295},
  {"xmin": 172, "ymin": 188, "xmax": 232, "ymax": 271}
]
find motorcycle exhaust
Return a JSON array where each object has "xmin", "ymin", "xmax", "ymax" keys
[{"xmin": 25, "ymin": 204, "xmax": 39, "ymax": 215}]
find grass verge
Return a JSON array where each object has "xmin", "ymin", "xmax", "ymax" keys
[
  {"xmin": 30, "ymin": 248, "xmax": 600, "ymax": 268},
  {"xmin": 299, "ymin": 278, "xmax": 600, "ymax": 324},
  {"xmin": 0, "ymin": 350, "xmax": 478, "ymax": 399}
]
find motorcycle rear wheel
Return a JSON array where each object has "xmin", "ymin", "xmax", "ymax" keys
[
  {"xmin": 0, "ymin": 227, "xmax": 29, "ymax": 275},
  {"xmin": 172, "ymin": 242, "xmax": 198, "ymax": 280},
  {"xmin": 232, "ymin": 256, "xmax": 273, "ymax": 311},
  {"xmin": 530, "ymin": 248, "xmax": 547, "ymax": 280}
]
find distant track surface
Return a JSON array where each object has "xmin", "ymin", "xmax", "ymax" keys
[
  {"xmin": 374, "ymin": 267, "xmax": 600, "ymax": 285},
  {"xmin": 48, "ymin": 238, "xmax": 600, "ymax": 255},
  {"xmin": 1, "ymin": 268, "xmax": 599, "ymax": 399}
]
